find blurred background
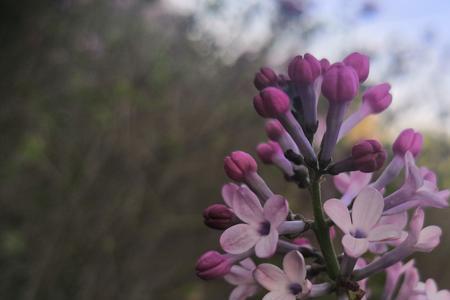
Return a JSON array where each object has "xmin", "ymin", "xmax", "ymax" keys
[{"xmin": 0, "ymin": 0, "xmax": 449, "ymax": 299}]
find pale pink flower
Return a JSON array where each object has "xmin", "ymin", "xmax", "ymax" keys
[
  {"xmin": 408, "ymin": 208, "xmax": 442, "ymax": 252},
  {"xmin": 353, "ymin": 208, "xmax": 442, "ymax": 281},
  {"xmin": 224, "ymin": 258, "xmax": 260, "ymax": 300},
  {"xmin": 254, "ymin": 251, "xmax": 312, "ymax": 299},
  {"xmin": 383, "ymin": 152, "xmax": 449, "ymax": 215},
  {"xmin": 422, "ymin": 279, "xmax": 450, "ymax": 300},
  {"xmin": 333, "ymin": 171, "xmax": 372, "ymax": 206},
  {"xmin": 368, "ymin": 212, "xmax": 408, "ymax": 254},
  {"xmin": 383, "ymin": 260, "xmax": 416, "ymax": 300},
  {"xmin": 324, "ymin": 186, "xmax": 401, "ymax": 257},
  {"xmin": 220, "ymin": 187, "xmax": 289, "ymax": 258}
]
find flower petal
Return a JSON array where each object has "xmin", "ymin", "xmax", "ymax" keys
[
  {"xmin": 283, "ymin": 250, "xmax": 306, "ymax": 284},
  {"xmin": 415, "ymin": 225, "xmax": 442, "ymax": 252},
  {"xmin": 263, "ymin": 195, "xmax": 289, "ymax": 228},
  {"xmin": 333, "ymin": 172, "xmax": 351, "ymax": 194},
  {"xmin": 404, "ymin": 152, "xmax": 424, "ymax": 191},
  {"xmin": 239, "ymin": 258, "xmax": 256, "ymax": 271},
  {"xmin": 229, "ymin": 284, "xmax": 259, "ymax": 300},
  {"xmin": 368, "ymin": 224, "xmax": 401, "ymax": 242},
  {"xmin": 352, "ymin": 186, "xmax": 383, "ymax": 231},
  {"xmin": 323, "ymin": 198, "xmax": 352, "ymax": 233},
  {"xmin": 262, "ymin": 291, "xmax": 295, "ymax": 300},
  {"xmin": 232, "ymin": 187, "xmax": 264, "ymax": 225},
  {"xmin": 224, "ymin": 265, "xmax": 252, "ymax": 285},
  {"xmin": 220, "ymin": 224, "xmax": 259, "ymax": 254},
  {"xmin": 255, "ymin": 229, "xmax": 278, "ymax": 258},
  {"xmin": 378, "ymin": 212, "xmax": 408, "ymax": 229},
  {"xmin": 425, "ymin": 278, "xmax": 438, "ymax": 294},
  {"xmin": 408, "ymin": 208, "xmax": 425, "ymax": 237},
  {"xmin": 222, "ymin": 183, "xmax": 239, "ymax": 207},
  {"xmin": 254, "ymin": 264, "xmax": 288, "ymax": 291},
  {"xmin": 342, "ymin": 234, "xmax": 369, "ymax": 257}
]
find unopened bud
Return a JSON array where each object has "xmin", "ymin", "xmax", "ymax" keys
[
  {"xmin": 392, "ymin": 129, "xmax": 423, "ymax": 157},
  {"xmin": 224, "ymin": 151, "xmax": 258, "ymax": 181},
  {"xmin": 321, "ymin": 63, "xmax": 359, "ymax": 103},
  {"xmin": 254, "ymin": 67, "xmax": 279, "ymax": 90},
  {"xmin": 203, "ymin": 204, "xmax": 238, "ymax": 230},
  {"xmin": 343, "ymin": 52, "xmax": 370, "ymax": 82},
  {"xmin": 196, "ymin": 251, "xmax": 232, "ymax": 280}
]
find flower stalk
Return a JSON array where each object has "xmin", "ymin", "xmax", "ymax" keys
[{"xmin": 310, "ymin": 172, "xmax": 340, "ymax": 280}]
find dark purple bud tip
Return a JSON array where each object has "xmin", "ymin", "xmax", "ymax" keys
[
  {"xmin": 321, "ymin": 63, "xmax": 359, "ymax": 103},
  {"xmin": 343, "ymin": 52, "xmax": 370, "ymax": 83},
  {"xmin": 256, "ymin": 87, "xmax": 291, "ymax": 118},
  {"xmin": 352, "ymin": 139, "xmax": 386, "ymax": 172},
  {"xmin": 256, "ymin": 141, "xmax": 282, "ymax": 164},
  {"xmin": 254, "ymin": 67, "xmax": 279, "ymax": 90},
  {"xmin": 203, "ymin": 204, "xmax": 237, "ymax": 230},
  {"xmin": 392, "ymin": 128, "xmax": 423, "ymax": 157},
  {"xmin": 195, "ymin": 251, "xmax": 231, "ymax": 280},
  {"xmin": 224, "ymin": 151, "xmax": 258, "ymax": 181},
  {"xmin": 363, "ymin": 83, "xmax": 392, "ymax": 113},
  {"xmin": 288, "ymin": 53, "xmax": 321, "ymax": 85}
]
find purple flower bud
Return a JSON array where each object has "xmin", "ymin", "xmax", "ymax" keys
[
  {"xmin": 288, "ymin": 53, "xmax": 321, "ymax": 84},
  {"xmin": 327, "ymin": 139, "xmax": 386, "ymax": 174},
  {"xmin": 352, "ymin": 139, "xmax": 387, "ymax": 172},
  {"xmin": 196, "ymin": 251, "xmax": 232, "ymax": 280},
  {"xmin": 253, "ymin": 94, "xmax": 270, "ymax": 118},
  {"xmin": 224, "ymin": 151, "xmax": 258, "ymax": 181},
  {"xmin": 265, "ymin": 119, "xmax": 285, "ymax": 140},
  {"xmin": 362, "ymin": 83, "xmax": 392, "ymax": 113},
  {"xmin": 254, "ymin": 87, "xmax": 291, "ymax": 118},
  {"xmin": 254, "ymin": 67, "xmax": 279, "ymax": 90},
  {"xmin": 256, "ymin": 141, "xmax": 282, "ymax": 164},
  {"xmin": 321, "ymin": 63, "xmax": 359, "ymax": 103},
  {"xmin": 392, "ymin": 128, "xmax": 423, "ymax": 157},
  {"xmin": 203, "ymin": 204, "xmax": 237, "ymax": 230},
  {"xmin": 343, "ymin": 52, "xmax": 370, "ymax": 82},
  {"xmin": 320, "ymin": 58, "xmax": 330, "ymax": 73}
]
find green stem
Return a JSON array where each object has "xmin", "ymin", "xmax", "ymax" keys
[{"xmin": 310, "ymin": 174, "xmax": 340, "ymax": 280}]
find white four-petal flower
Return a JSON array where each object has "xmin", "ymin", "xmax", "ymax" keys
[
  {"xmin": 254, "ymin": 251, "xmax": 312, "ymax": 300},
  {"xmin": 324, "ymin": 186, "xmax": 401, "ymax": 257},
  {"xmin": 220, "ymin": 186, "xmax": 289, "ymax": 258}
]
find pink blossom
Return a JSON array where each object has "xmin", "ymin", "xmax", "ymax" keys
[
  {"xmin": 384, "ymin": 152, "xmax": 449, "ymax": 215},
  {"xmin": 224, "ymin": 258, "xmax": 260, "ymax": 300},
  {"xmin": 333, "ymin": 171, "xmax": 372, "ymax": 206},
  {"xmin": 220, "ymin": 187, "xmax": 289, "ymax": 258},
  {"xmin": 383, "ymin": 260, "xmax": 416, "ymax": 300},
  {"xmin": 324, "ymin": 186, "xmax": 401, "ymax": 257},
  {"xmin": 254, "ymin": 251, "xmax": 312, "ymax": 299},
  {"xmin": 353, "ymin": 208, "xmax": 442, "ymax": 280},
  {"xmin": 422, "ymin": 279, "xmax": 450, "ymax": 300}
]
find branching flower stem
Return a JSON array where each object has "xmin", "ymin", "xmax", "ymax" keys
[{"xmin": 309, "ymin": 171, "xmax": 340, "ymax": 280}]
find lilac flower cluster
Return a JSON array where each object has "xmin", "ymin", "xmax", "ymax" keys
[{"xmin": 196, "ymin": 52, "xmax": 450, "ymax": 299}]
